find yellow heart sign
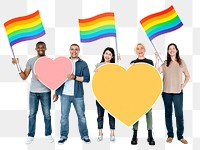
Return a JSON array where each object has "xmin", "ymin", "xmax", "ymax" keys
[{"xmin": 92, "ymin": 63, "xmax": 162, "ymax": 127}]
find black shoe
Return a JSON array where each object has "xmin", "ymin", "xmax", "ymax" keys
[
  {"xmin": 58, "ymin": 137, "xmax": 67, "ymax": 145},
  {"xmin": 131, "ymin": 137, "xmax": 138, "ymax": 145},
  {"xmin": 147, "ymin": 130, "xmax": 155, "ymax": 145},
  {"xmin": 131, "ymin": 129, "xmax": 138, "ymax": 145},
  {"xmin": 147, "ymin": 137, "xmax": 155, "ymax": 145},
  {"xmin": 82, "ymin": 138, "xmax": 91, "ymax": 144}
]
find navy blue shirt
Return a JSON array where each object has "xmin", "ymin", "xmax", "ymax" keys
[{"xmin": 56, "ymin": 58, "xmax": 90, "ymax": 98}]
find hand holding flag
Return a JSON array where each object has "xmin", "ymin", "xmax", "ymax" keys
[
  {"xmin": 4, "ymin": 10, "xmax": 45, "ymax": 72},
  {"xmin": 140, "ymin": 5, "xmax": 183, "ymax": 62},
  {"xmin": 78, "ymin": 12, "xmax": 120, "ymax": 63}
]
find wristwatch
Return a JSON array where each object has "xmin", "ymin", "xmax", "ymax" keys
[{"xmin": 74, "ymin": 75, "xmax": 77, "ymax": 80}]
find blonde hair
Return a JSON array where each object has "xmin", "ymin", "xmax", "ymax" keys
[{"xmin": 134, "ymin": 43, "xmax": 146, "ymax": 53}]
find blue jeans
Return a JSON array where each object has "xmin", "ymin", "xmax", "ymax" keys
[
  {"xmin": 28, "ymin": 92, "xmax": 52, "ymax": 137},
  {"xmin": 162, "ymin": 91, "xmax": 184, "ymax": 140},
  {"xmin": 60, "ymin": 95, "xmax": 89, "ymax": 139},
  {"xmin": 96, "ymin": 101, "xmax": 115, "ymax": 130}
]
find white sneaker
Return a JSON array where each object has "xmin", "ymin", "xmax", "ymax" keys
[
  {"xmin": 110, "ymin": 135, "xmax": 115, "ymax": 142},
  {"xmin": 97, "ymin": 135, "xmax": 103, "ymax": 142},
  {"xmin": 25, "ymin": 136, "xmax": 34, "ymax": 144},
  {"xmin": 46, "ymin": 135, "xmax": 54, "ymax": 143}
]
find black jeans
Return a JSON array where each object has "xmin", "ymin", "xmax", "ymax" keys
[{"xmin": 96, "ymin": 101, "xmax": 115, "ymax": 130}]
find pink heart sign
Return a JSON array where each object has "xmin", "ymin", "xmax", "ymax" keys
[{"xmin": 34, "ymin": 56, "xmax": 72, "ymax": 90}]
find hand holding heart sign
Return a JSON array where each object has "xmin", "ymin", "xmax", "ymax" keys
[
  {"xmin": 34, "ymin": 56, "xmax": 73, "ymax": 90},
  {"xmin": 92, "ymin": 63, "xmax": 162, "ymax": 127},
  {"xmin": 34, "ymin": 56, "xmax": 162, "ymax": 127}
]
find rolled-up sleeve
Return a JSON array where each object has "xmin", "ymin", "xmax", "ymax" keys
[{"xmin": 83, "ymin": 64, "xmax": 90, "ymax": 83}]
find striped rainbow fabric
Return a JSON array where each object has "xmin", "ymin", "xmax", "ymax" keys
[
  {"xmin": 4, "ymin": 10, "xmax": 45, "ymax": 47},
  {"xmin": 79, "ymin": 12, "xmax": 116, "ymax": 42},
  {"xmin": 140, "ymin": 5, "xmax": 183, "ymax": 41}
]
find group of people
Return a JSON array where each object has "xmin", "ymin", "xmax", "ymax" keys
[{"xmin": 12, "ymin": 41, "xmax": 190, "ymax": 146}]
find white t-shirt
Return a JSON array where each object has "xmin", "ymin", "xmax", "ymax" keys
[{"xmin": 62, "ymin": 59, "xmax": 78, "ymax": 96}]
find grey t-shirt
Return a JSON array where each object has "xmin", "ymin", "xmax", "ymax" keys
[
  {"xmin": 95, "ymin": 62, "xmax": 104, "ymax": 68},
  {"xmin": 26, "ymin": 56, "xmax": 50, "ymax": 93}
]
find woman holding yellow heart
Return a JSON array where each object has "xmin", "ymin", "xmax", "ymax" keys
[
  {"xmin": 130, "ymin": 43, "xmax": 155, "ymax": 146},
  {"xmin": 94, "ymin": 47, "xmax": 116, "ymax": 142}
]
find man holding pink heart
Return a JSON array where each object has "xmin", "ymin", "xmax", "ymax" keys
[
  {"xmin": 53, "ymin": 43, "xmax": 91, "ymax": 144},
  {"xmin": 12, "ymin": 41, "xmax": 54, "ymax": 144}
]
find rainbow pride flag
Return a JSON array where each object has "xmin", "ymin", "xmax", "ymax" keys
[
  {"xmin": 4, "ymin": 10, "xmax": 45, "ymax": 47},
  {"xmin": 140, "ymin": 6, "xmax": 183, "ymax": 41},
  {"xmin": 79, "ymin": 12, "xmax": 116, "ymax": 42}
]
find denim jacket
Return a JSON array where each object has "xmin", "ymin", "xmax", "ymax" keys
[{"xmin": 56, "ymin": 58, "xmax": 90, "ymax": 98}]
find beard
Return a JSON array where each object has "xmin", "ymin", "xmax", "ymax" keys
[{"xmin": 38, "ymin": 50, "xmax": 45, "ymax": 57}]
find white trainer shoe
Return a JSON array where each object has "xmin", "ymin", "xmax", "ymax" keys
[
  {"xmin": 110, "ymin": 135, "xmax": 115, "ymax": 142},
  {"xmin": 97, "ymin": 135, "xmax": 103, "ymax": 142},
  {"xmin": 46, "ymin": 135, "xmax": 54, "ymax": 143},
  {"xmin": 25, "ymin": 136, "xmax": 34, "ymax": 144}
]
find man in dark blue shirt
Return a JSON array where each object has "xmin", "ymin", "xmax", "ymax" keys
[{"xmin": 53, "ymin": 44, "xmax": 91, "ymax": 144}]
